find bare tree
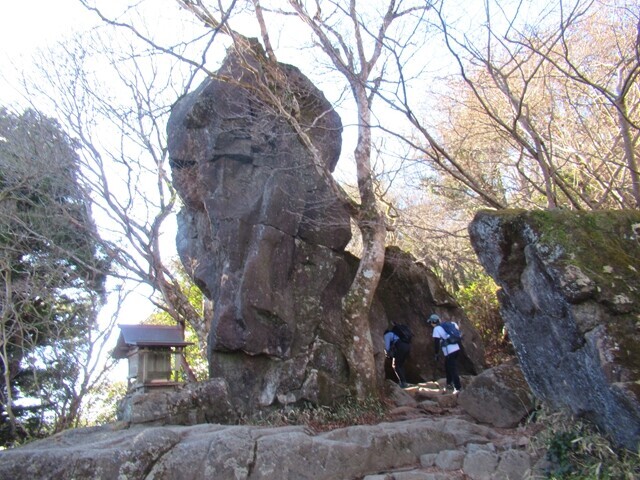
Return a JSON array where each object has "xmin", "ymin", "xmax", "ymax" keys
[
  {"xmin": 387, "ymin": 0, "xmax": 640, "ymax": 211},
  {"xmin": 520, "ymin": 0, "xmax": 640, "ymax": 207},
  {"xmin": 282, "ymin": 0, "xmax": 435, "ymax": 396},
  {"xmin": 22, "ymin": 30, "xmax": 211, "ymax": 361}
]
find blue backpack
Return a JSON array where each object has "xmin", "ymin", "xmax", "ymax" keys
[{"xmin": 441, "ymin": 322, "xmax": 462, "ymax": 346}]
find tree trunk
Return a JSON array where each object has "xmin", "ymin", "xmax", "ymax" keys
[
  {"xmin": 616, "ymin": 96, "xmax": 640, "ymax": 207},
  {"xmin": 343, "ymin": 215, "xmax": 386, "ymax": 397},
  {"xmin": 342, "ymin": 86, "xmax": 387, "ymax": 398},
  {"xmin": 0, "ymin": 270, "xmax": 18, "ymax": 439}
]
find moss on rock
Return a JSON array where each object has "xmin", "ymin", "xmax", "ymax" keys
[
  {"xmin": 528, "ymin": 210, "xmax": 640, "ymax": 306},
  {"xmin": 469, "ymin": 209, "xmax": 640, "ymax": 451}
]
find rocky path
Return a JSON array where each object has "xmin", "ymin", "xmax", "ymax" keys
[
  {"xmin": 0, "ymin": 380, "xmax": 545, "ymax": 480},
  {"xmin": 365, "ymin": 381, "xmax": 543, "ymax": 479}
]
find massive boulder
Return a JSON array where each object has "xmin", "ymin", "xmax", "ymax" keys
[
  {"xmin": 166, "ymin": 45, "xmax": 484, "ymax": 419},
  {"xmin": 469, "ymin": 209, "xmax": 640, "ymax": 450}
]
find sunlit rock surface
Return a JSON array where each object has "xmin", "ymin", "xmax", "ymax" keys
[
  {"xmin": 166, "ymin": 46, "xmax": 484, "ymax": 418},
  {"xmin": 0, "ymin": 404, "xmax": 535, "ymax": 480}
]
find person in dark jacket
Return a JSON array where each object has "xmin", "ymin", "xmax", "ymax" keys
[{"xmin": 383, "ymin": 328, "xmax": 410, "ymax": 388}]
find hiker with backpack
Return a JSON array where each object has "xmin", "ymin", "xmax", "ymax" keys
[
  {"xmin": 383, "ymin": 324, "xmax": 412, "ymax": 389},
  {"xmin": 426, "ymin": 314, "xmax": 462, "ymax": 394}
]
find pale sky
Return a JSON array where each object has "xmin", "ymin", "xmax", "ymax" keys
[
  {"xmin": 0, "ymin": 1, "xmax": 90, "ymax": 51},
  {"xmin": 0, "ymin": 0, "xmax": 97, "ymax": 106}
]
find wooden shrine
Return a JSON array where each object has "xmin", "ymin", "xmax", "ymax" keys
[{"xmin": 112, "ymin": 324, "xmax": 195, "ymax": 392}]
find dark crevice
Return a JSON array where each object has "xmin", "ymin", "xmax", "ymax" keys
[
  {"xmin": 211, "ymin": 153, "xmax": 254, "ymax": 163},
  {"xmin": 246, "ymin": 438, "xmax": 259, "ymax": 477},
  {"xmin": 169, "ymin": 157, "xmax": 196, "ymax": 169},
  {"xmin": 141, "ymin": 434, "xmax": 184, "ymax": 479}
]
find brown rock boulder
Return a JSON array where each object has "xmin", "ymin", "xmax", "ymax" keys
[
  {"xmin": 458, "ymin": 363, "xmax": 535, "ymax": 428},
  {"xmin": 167, "ymin": 44, "xmax": 485, "ymax": 419}
]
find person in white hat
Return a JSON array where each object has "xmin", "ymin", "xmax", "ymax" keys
[{"xmin": 426, "ymin": 314, "xmax": 462, "ymax": 393}]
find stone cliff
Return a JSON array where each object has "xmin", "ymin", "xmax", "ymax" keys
[
  {"xmin": 469, "ymin": 209, "xmax": 640, "ymax": 450},
  {"xmin": 166, "ymin": 45, "xmax": 484, "ymax": 419}
]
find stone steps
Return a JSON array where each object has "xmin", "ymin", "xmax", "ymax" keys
[{"xmin": 367, "ymin": 381, "xmax": 543, "ymax": 480}]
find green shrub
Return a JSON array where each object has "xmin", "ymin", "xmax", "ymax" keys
[{"xmin": 454, "ymin": 273, "xmax": 514, "ymax": 366}]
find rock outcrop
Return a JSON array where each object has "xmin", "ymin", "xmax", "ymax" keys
[
  {"xmin": 166, "ymin": 44, "xmax": 484, "ymax": 420},
  {"xmin": 469, "ymin": 209, "xmax": 640, "ymax": 450},
  {"xmin": 117, "ymin": 379, "xmax": 234, "ymax": 426},
  {"xmin": 458, "ymin": 362, "xmax": 535, "ymax": 429}
]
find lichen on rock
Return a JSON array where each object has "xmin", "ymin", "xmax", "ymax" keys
[{"xmin": 469, "ymin": 209, "xmax": 640, "ymax": 450}]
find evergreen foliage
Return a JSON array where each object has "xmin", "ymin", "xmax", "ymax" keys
[
  {"xmin": 0, "ymin": 108, "xmax": 109, "ymax": 447},
  {"xmin": 454, "ymin": 273, "xmax": 515, "ymax": 366}
]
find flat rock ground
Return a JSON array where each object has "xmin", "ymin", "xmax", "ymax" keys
[{"xmin": 0, "ymin": 380, "xmax": 547, "ymax": 480}]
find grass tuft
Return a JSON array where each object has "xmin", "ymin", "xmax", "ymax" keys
[
  {"xmin": 529, "ymin": 406, "xmax": 640, "ymax": 479},
  {"xmin": 242, "ymin": 396, "xmax": 390, "ymax": 432}
]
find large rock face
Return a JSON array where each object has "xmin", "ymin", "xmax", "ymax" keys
[
  {"xmin": 469, "ymin": 209, "xmax": 640, "ymax": 450},
  {"xmin": 166, "ymin": 46, "xmax": 484, "ymax": 419}
]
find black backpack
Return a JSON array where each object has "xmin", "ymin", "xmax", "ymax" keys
[
  {"xmin": 392, "ymin": 324, "xmax": 413, "ymax": 343},
  {"xmin": 441, "ymin": 321, "xmax": 462, "ymax": 345}
]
